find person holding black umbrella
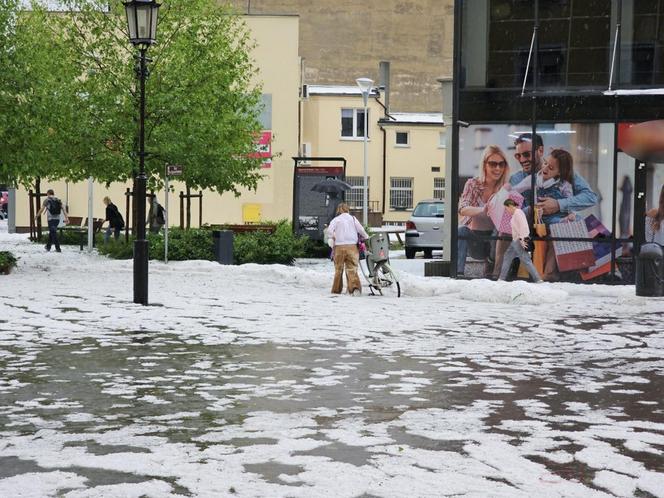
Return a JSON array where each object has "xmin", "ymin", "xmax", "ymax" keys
[
  {"xmin": 327, "ymin": 202, "xmax": 368, "ymax": 295},
  {"xmin": 311, "ymin": 178, "xmax": 352, "ymax": 225}
]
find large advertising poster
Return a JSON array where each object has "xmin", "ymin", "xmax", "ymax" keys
[
  {"xmin": 293, "ymin": 165, "xmax": 345, "ymax": 241},
  {"xmin": 457, "ymin": 123, "xmax": 626, "ymax": 283}
]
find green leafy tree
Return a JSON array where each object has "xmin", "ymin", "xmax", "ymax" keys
[
  {"xmin": 53, "ymin": 0, "xmax": 265, "ymax": 193},
  {"xmin": 0, "ymin": 1, "xmax": 83, "ymax": 189},
  {"xmin": 1, "ymin": 0, "xmax": 265, "ymax": 226}
]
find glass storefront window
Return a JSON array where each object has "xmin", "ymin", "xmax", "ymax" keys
[
  {"xmin": 461, "ymin": 0, "xmax": 535, "ymax": 88},
  {"xmin": 454, "ymin": 1, "xmax": 664, "ymax": 284},
  {"xmin": 460, "ymin": 0, "xmax": 613, "ymax": 89},
  {"xmin": 457, "ymin": 122, "xmax": 620, "ymax": 283},
  {"xmin": 620, "ymin": 0, "xmax": 664, "ymax": 86}
]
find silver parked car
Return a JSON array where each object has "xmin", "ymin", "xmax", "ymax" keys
[{"xmin": 404, "ymin": 200, "xmax": 444, "ymax": 259}]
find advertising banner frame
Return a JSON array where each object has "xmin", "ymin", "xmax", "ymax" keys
[{"xmin": 292, "ymin": 157, "xmax": 347, "ymax": 241}]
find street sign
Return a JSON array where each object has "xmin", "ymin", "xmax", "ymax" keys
[{"xmin": 167, "ymin": 164, "xmax": 183, "ymax": 176}]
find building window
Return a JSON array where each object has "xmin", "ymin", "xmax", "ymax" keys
[
  {"xmin": 395, "ymin": 131, "xmax": 409, "ymax": 147},
  {"xmin": 433, "ymin": 177, "xmax": 445, "ymax": 200},
  {"xmin": 390, "ymin": 177, "xmax": 413, "ymax": 209},
  {"xmin": 341, "ymin": 108, "xmax": 368, "ymax": 139},
  {"xmin": 438, "ymin": 131, "xmax": 447, "ymax": 148},
  {"xmin": 346, "ymin": 176, "xmax": 369, "ymax": 209},
  {"xmin": 474, "ymin": 127, "xmax": 491, "ymax": 150}
]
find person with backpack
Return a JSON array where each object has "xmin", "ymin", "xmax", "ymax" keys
[
  {"xmin": 103, "ymin": 196, "xmax": 125, "ymax": 243},
  {"xmin": 35, "ymin": 189, "xmax": 69, "ymax": 252},
  {"xmin": 147, "ymin": 196, "xmax": 165, "ymax": 234}
]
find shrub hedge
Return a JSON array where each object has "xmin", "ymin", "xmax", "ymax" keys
[
  {"xmin": 0, "ymin": 251, "xmax": 18, "ymax": 274},
  {"xmin": 233, "ymin": 221, "xmax": 306, "ymax": 265},
  {"xmin": 95, "ymin": 220, "xmax": 308, "ymax": 265}
]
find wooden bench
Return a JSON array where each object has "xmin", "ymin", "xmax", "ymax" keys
[
  {"xmin": 60, "ymin": 217, "xmax": 105, "ymax": 250},
  {"xmin": 65, "ymin": 216, "xmax": 84, "ymax": 227},
  {"xmin": 209, "ymin": 224, "xmax": 277, "ymax": 234}
]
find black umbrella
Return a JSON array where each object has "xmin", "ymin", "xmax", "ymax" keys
[{"xmin": 311, "ymin": 178, "xmax": 352, "ymax": 195}]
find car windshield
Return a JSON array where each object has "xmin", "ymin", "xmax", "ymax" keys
[{"xmin": 412, "ymin": 202, "xmax": 444, "ymax": 217}]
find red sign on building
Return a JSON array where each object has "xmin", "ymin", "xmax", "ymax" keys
[{"xmin": 252, "ymin": 131, "xmax": 272, "ymax": 169}]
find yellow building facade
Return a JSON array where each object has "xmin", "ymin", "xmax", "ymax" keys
[
  {"xmin": 302, "ymin": 86, "xmax": 445, "ymax": 224},
  {"xmin": 11, "ymin": 16, "xmax": 446, "ymax": 231},
  {"xmin": 13, "ymin": 15, "xmax": 300, "ymax": 230}
]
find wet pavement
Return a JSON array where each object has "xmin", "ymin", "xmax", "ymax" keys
[
  {"xmin": 1, "ymin": 309, "xmax": 663, "ymax": 497},
  {"xmin": 1, "ymin": 233, "xmax": 663, "ymax": 496}
]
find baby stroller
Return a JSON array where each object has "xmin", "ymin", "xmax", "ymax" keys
[{"xmin": 360, "ymin": 233, "xmax": 401, "ymax": 297}]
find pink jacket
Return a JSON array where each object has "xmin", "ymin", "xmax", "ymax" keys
[{"xmin": 510, "ymin": 208, "xmax": 530, "ymax": 241}]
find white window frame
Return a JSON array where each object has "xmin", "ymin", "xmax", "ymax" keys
[
  {"xmin": 341, "ymin": 108, "xmax": 369, "ymax": 140},
  {"xmin": 345, "ymin": 176, "xmax": 369, "ymax": 210},
  {"xmin": 395, "ymin": 131, "xmax": 410, "ymax": 147},
  {"xmin": 433, "ymin": 177, "xmax": 445, "ymax": 200},
  {"xmin": 438, "ymin": 131, "xmax": 447, "ymax": 148},
  {"xmin": 390, "ymin": 177, "xmax": 413, "ymax": 210}
]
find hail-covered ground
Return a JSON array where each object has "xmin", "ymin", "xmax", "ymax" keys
[{"xmin": 1, "ymin": 226, "xmax": 663, "ymax": 498}]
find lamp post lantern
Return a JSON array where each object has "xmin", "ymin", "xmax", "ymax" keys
[
  {"xmin": 124, "ymin": 0, "xmax": 160, "ymax": 305},
  {"xmin": 356, "ymin": 77, "xmax": 373, "ymax": 226}
]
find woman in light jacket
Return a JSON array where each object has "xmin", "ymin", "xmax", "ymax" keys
[
  {"xmin": 327, "ymin": 203, "xmax": 369, "ymax": 295},
  {"xmin": 646, "ymin": 185, "xmax": 664, "ymax": 245}
]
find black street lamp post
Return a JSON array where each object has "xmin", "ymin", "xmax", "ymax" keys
[{"xmin": 123, "ymin": 0, "xmax": 160, "ymax": 305}]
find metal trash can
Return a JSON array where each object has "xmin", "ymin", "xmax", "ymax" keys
[
  {"xmin": 212, "ymin": 230, "xmax": 234, "ymax": 265},
  {"xmin": 636, "ymin": 243, "xmax": 664, "ymax": 297}
]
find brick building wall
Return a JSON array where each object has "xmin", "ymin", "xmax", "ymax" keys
[{"xmin": 229, "ymin": 0, "xmax": 454, "ymax": 112}]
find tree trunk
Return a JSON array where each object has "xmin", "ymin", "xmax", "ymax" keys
[
  {"xmin": 35, "ymin": 178, "xmax": 42, "ymax": 241},
  {"xmin": 186, "ymin": 184, "xmax": 191, "ymax": 229}
]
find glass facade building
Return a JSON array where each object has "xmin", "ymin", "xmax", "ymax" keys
[{"xmin": 452, "ymin": 0, "xmax": 664, "ymax": 283}]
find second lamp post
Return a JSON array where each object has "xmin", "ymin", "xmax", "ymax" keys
[
  {"xmin": 124, "ymin": 0, "xmax": 160, "ymax": 305},
  {"xmin": 356, "ymin": 77, "xmax": 373, "ymax": 227}
]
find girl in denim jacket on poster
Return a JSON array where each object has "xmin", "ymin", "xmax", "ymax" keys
[
  {"xmin": 508, "ymin": 148, "xmax": 576, "ymax": 224},
  {"xmin": 507, "ymin": 148, "xmax": 576, "ymax": 280}
]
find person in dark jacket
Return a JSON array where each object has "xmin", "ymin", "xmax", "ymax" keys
[
  {"xmin": 35, "ymin": 189, "xmax": 69, "ymax": 252},
  {"xmin": 103, "ymin": 196, "xmax": 124, "ymax": 242},
  {"xmin": 147, "ymin": 196, "xmax": 165, "ymax": 234}
]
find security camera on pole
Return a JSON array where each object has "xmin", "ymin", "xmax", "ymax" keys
[{"xmin": 356, "ymin": 77, "xmax": 373, "ymax": 227}]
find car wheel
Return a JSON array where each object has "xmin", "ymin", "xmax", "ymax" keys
[
  {"xmin": 423, "ymin": 249, "xmax": 433, "ymax": 258},
  {"xmin": 405, "ymin": 247, "xmax": 416, "ymax": 259}
]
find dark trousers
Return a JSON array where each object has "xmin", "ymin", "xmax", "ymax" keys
[
  {"xmin": 46, "ymin": 219, "xmax": 60, "ymax": 250},
  {"xmin": 104, "ymin": 226, "xmax": 121, "ymax": 243}
]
